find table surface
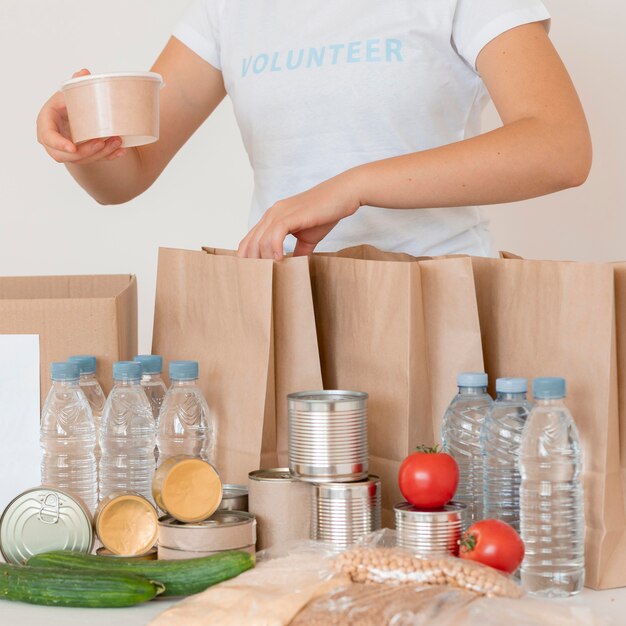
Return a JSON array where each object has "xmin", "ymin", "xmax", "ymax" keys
[{"xmin": 2, "ymin": 587, "xmax": 625, "ymax": 626}]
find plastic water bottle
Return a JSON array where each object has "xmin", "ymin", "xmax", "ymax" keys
[
  {"xmin": 481, "ymin": 377, "xmax": 532, "ymax": 532},
  {"xmin": 100, "ymin": 361, "xmax": 155, "ymax": 502},
  {"xmin": 157, "ymin": 360, "xmax": 214, "ymax": 465},
  {"xmin": 134, "ymin": 355, "xmax": 167, "ymax": 463},
  {"xmin": 68, "ymin": 355, "xmax": 105, "ymax": 469},
  {"xmin": 40, "ymin": 362, "xmax": 97, "ymax": 512},
  {"xmin": 520, "ymin": 377, "xmax": 585, "ymax": 597},
  {"xmin": 442, "ymin": 372, "xmax": 493, "ymax": 524}
]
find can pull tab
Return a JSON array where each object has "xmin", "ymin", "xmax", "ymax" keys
[{"xmin": 39, "ymin": 493, "xmax": 61, "ymax": 525}]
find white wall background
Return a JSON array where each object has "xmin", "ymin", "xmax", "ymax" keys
[{"xmin": 0, "ymin": 0, "xmax": 624, "ymax": 352}]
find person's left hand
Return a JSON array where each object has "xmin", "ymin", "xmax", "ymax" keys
[{"xmin": 237, "ymin": 170, "xmax": 362, "ymax": 259}]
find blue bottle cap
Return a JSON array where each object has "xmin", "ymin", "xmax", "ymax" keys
[
  {"xmin": 169, "ymin": 360, "xmax": 199, "ymax": 381},
  {"xmin": 112, "ymin": 361, "xmax": 142, "ymax": 381},
  {"xmin": 68, "ymin": 355, "xmax": 97, "ymax": 375},
  {"xmin": 51, "ymin": 362, "xmax": 80, "ymax": 382},
  {"xmin": 496, "ymin": 377, "xmax": 528, "ymax": 393},
  {"xmin": 533, "ymin": 377, "xmax": 566, "ymax": 399},
  {"xmin": 457, "ymin": 372, "xmax": 488, "ymax": 387},
  {"xmin": 133, "ymin": 355, "xmax": 163, "ymax": 375}
]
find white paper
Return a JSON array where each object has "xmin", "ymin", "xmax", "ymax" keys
[{"xmin": 0, "ymin": 335, "xmax": 41, "ymax": 514}]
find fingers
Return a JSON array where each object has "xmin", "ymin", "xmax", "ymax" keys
[
  {"xmin": 293, "ymin": 239, "xmax": 317, "ymax": 257},
  {"xmin": 45, "ymin": 137, "xmax": 125, "ymax": 165},
  {"xmin": 72, "ymin": 68, "xmax": 91, "ymax": 79},
  {"xmin": 238, "ymin": 211, "xmax": 289, "ymax": 260}
]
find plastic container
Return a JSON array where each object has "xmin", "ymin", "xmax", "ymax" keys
[
  {"xmin": 157, "ymin": 360, "xmax": 215, "ymax": 465},
  {"xmin": 99, "ymin": 361, "xmax": 155, "ymax": 503},
  {"xmin": 481, "ymin": 377, "xmax": 532, "ymax": 531},
  {"xmin": 134, "ymin": 355, "xmax": 167, "ymax": 463},
  {"xmin": 40, "ymin": 362, "xmax": 97, "ymax": 512},
  {"xmin": 288, "ymin": 390, "xmax": 368, "ymax": 483},
  {"xmin": 68, "ymin": 355, "xmax": 106, "ymax": 477},
  {"xmin": 520, "ymin": 377, "xmax": 585, "ymax": 597},
  {"xmin": 60, "ymin": 71, "xmax": 163, "ymax": 147},
  {"xmin": 441, "ymin": 372, "xmax": 493, "ymax": 524}
]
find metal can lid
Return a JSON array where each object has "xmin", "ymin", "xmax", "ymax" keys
[
  {"xmin": 0, "ymin": 487, "xmax": 94, "ymax": 564},
  {"xmin": 158, "ymin": 510, "xmax": 255, "ymax": 529},
  {"xmin": 221, "ymin": 484, "xmax": 248, "ymax": 498},
  {"xmin": 154, "ymin": 457, "xmax": 223, "ymax": 523},
  {"xmin": 96, "ymin": 546, "xmax": 158, "ymax": 560},
  {"xmin": 248, "ymin": 468, "xmax": 294, "ymax": 482},
  {"xmin": 95, "ymin": 492, "xmax": 158, "ymax": 556},
  {"xmin": 394, "ymin": 501, "xmax": 467, "ymax": 519},
  {"xmin": 288, "ymin": 390, "xmax": 368, "ymax": 412}
]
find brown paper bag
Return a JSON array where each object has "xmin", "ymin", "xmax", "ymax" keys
[
  {"xmin": 0, "ymin": 274, "xmax": 137, "ymax": 401},
  {"xmin": 151, "ymin": 248, "xmax": 322, "ymax": 484},
  {"xmin": 310, "ymin": 245, "xmax": 484, "ymax": 526},
  {"xmin": 471, "ymin": 256, "xmax": 626, "ymax": 589}
]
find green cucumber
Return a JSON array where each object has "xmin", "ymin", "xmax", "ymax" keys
[
  {"xmin": 28, "ymin": 549, "xmax": 254, "ymax": 597},
  {"xmin": 0, "ymin": 563, "xmax": 162, "ymax": 608}
]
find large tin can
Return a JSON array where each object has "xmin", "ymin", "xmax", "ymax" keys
[
  {"xmin": 248, "ymin": 468, "xmax": 312, "ymax": 550},
  {"xmin": 152, "ymin": 456, "xmax": 223, "ymax": 523},
  {"xmin": 288, "ymin": 390, "xmax": 368, "ymax": 483},
  {"xmin": 218, "ymin": 485, "xmax": 248, "ymax": 512},
  {"xmin": 311, "ymin": 475, "xmax": 381, "ymax": 549},
  {"xmin": 394, "ymin": 501, "xmax": 467, "ymax": 558},
  {"xmin": 94, "ymin": 491, "xmax": 158, "ymax": 556},
  {"xmin": 158, "ymin": 511, "xmax": 256, "ymax": 553},
  {"xmin": 0, "ymin": 487, "xmax": 93, "ymax": 564}
]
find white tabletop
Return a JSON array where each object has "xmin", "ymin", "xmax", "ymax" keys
[{"xmin": 1, "ymin": 587, "xmax": 624, "ymax": 626}]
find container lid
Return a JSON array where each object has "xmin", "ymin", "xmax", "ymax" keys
[
  {"xmin": 496, "ymin": 377, "xmax": 528, "ymax": 393},
  {"xmin": 158, "ymin": 510, "xmax": 255, "ymax": 530},
  {"xmin": 95, "ymin": 493, "xmax": 158, "ymax": 556},
  {"xmin": 0, "ymin": 487, "xmax": 93, "ymax": 564},
  {"xmin": 394, "ymin": 501, "xmax": 467, "ymax": 520},
  {"xmin": 221, "ymin": 485, "xmax": 249, "ymax": 498},
  {"xmin": 113, "ymin": 361, "xmax": 142, "ymax": 381},
  {"xmin": 533, "ymin": 377, "xmax": 566, "ymax": 399},
  {"xmin": 457, "ymin": 372, "xmax": 488, "ymax": 387},
  {"xmin": 287, "ymin": 390, "xmax": 368, "ymax": 412},
  {"xmin": 61, "ymin": 71, "xmax": 163, "ymax": 90},
  {"xmin": 314, "ymin": 475, "xmax": 381, "ymax": 496},
  {"xmin": 157, "ymin": 458, "xmax": 222, "ymax": 523},
  {"xmin": 51, "ymin": 362, "xmax": 80, "ymax": 382},
  {"xmin": 248, "ymin": 468, "xmax": 294, "ymax": 482},
  {"xmin": 169, "ymin": 360, "xmax": 199, "ymax": 381},
  {"xmin": 68, "ymin": 355, "xmax": 97, "ymax": 375},
  {"xmin": 134, "ymin": 355, "xmax": 163, "ymax": 374}
]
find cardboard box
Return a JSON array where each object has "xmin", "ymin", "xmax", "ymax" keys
[{"xmin": 0, "ymin": 274, "xmax": 137, "ymax": 403}]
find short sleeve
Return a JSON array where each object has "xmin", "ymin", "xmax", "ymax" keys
[
  {"xmin": 172, "ymin": 0, "xmax": 222, "ymax": 70},
  {"xmin": 452, "ymin": 0, "xmax": 551, "ymax": 71}
]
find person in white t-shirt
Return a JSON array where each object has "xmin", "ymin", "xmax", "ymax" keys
[{"xmin": 37, "ymin": 1, "xmax": 591, "ymax": 259}]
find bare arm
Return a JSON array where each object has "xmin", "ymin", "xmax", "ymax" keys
[
  {"xmin": 238, "ymin": 22, "xmax": 592, "ymax": 259},
  {"xmin": 37, "ymin": 37, "xmax": 226, "ymax": 205}
]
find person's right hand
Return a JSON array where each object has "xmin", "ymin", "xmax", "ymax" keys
[{"xmin": 36, "ymin": 69, "xmax": 126, "ymax": 165}]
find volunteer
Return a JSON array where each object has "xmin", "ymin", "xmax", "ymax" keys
[{"xmin": 36, "ymin": 1, "xmax": 591, "ymax": 260}]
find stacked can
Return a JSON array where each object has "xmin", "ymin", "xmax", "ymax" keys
[
  {"xmin": 288, "ymin": 391, "xmax": 381, "ymax": 549},
  {"xmin": 394, "ymin": 502, "xmax": 467, "ymax": 558}
]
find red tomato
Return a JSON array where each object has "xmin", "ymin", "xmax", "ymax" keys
[
  {"xmin": 459, "ymin": 519, "xmax": 525, "ymax": 574},
  {"xmin": 398, "ymin": 446, "xmax": 459, "ymax": 509}
]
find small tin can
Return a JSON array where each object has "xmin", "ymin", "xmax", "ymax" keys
[
  {"xmin": 94, "ymin": 492, "xmax": 158, "ymax": 556},
  {"xmin": 0, "ymin": 487, "xmax": 94, "ymax": 564},
  {"xmin": 157, "ymin": 544, "xmax": 255, "ymax": 561},
  {"xmin": 158, "ymin": 511, "xmax": 256, "ymax": 552},
  {"xmin": 288, "ymin": 390, "xmax": 369, "ymax": 483},
  {"xmin": 152, "ymin": 456, "xmax": 223, "ymax": 523},
  {"xmin": 96, "ymin": 546, "xmax": 158, "ymax": 560},
  {"xmin": 218, "ymin": 485, "xmax": 249, "ymax": 512},
  {"xmin": 394, "ymin": 501, "xmax": 467, "ymax": 558},
  {"xmin": 311, "ymin": 475, "xmax": 382, "ymax": 550},
  {"xmin": 248, "ymin": 468, "xmax": 312, "ymax": 550}
]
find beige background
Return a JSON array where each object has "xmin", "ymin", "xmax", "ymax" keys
[{"xmin": 0, "ymin": 0, "xmax": 623, "ymax": 352}]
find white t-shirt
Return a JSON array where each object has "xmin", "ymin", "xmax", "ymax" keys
[{"xmin": 173, "ymin": 0, "xmax": 550, "ymax": 256}]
